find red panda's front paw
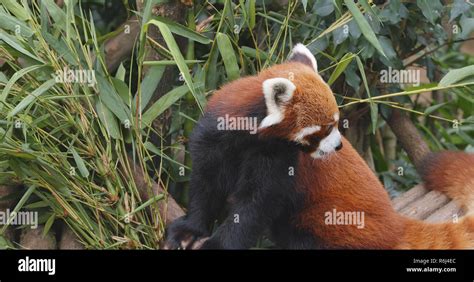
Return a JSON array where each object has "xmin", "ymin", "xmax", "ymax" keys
[
  {"xmin": 163, "ymin": 217, "xmax": 207, "ymax": 250},
  {"xmin": 190, "ymin": 237, "xmax": 210, "ymax": 249},
  {"xmin": 163, "ymin": 231, "xmax": 198, "ymax": 250},
  {"xmin": 198, "ymin": 237, "xmax": 224, "ymax": 249}
]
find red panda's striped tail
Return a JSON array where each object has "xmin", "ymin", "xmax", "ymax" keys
[{"xmin": 420, "ymin": 151, "xmax": 474, "ymax": 213}]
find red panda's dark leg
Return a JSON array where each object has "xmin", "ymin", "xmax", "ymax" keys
[
  {"xmin": 164, "ymin": 147, "xmax": 234, "ymax": 249},
  {"xmin": 164, "ymin": 184, "xmax": 224, "ymax": 250},
  {"xmin": 164, "ymin": 176, "xmax": 225, "ymax": 250},
  {"xmin": 283, "ymin": 228, "xmax": 321, "ymax": 249},
  {"xmin": 271, "ymin": 213, "xmax": 321, "ymax": 249},
  {"xmin": 199, "ymin": 149, "xmax": 297, "ymax": 249}
]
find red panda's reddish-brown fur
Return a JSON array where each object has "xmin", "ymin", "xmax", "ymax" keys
[
  {"xmin": 206, "ymin": 62, "xmax": 339, "ymax": 140},
  {"xmin": 165, "ymin": 43, "xmax": 473, "ymax": 250},
  {"xmin": 421, "ymin": 152, "xmax": 474, "ymax": 213},
  {"xmin": 164, "ymin": 44, "xmax": 345, "ymax": 250},
  {"xmin": 296, "ymin": 137, "xmax": 474, "ymax": 249}
]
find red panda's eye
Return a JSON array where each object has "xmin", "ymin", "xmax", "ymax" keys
[
  {"xmin": 308, "ymin": 135, "xmax": 321, "ymax": 143},
  {"xmin": 327, "ymin": 125, "xmax": 334, "ymax": 132}
]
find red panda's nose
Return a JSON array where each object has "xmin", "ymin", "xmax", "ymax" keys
[{"xmin": 335, "ymin": 142, "xmax": 343, "ymax": 151}]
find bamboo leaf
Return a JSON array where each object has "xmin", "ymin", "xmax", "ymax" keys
[
  {"xmin": 42, "ymin": 0, "xmax": 67, "ymax": 28},
  {"xmin": 43, "ymin": 213, "xmax": 56, "ymax": 237},
  {"xmin": 96, "ymin": 100, "xmax": 121, "ymax": 140},
  {"xmin": 0, "ymin": 235, "xmax": 13, "ymax": 249},
  {"xmin": 141, "ymin": 85, "xmax": 190, "ymax": 128},
  {"xmin": 301, "ymin": 0, "xmax": 308, "ymax": 12},
  {"xmin": 134, "ymin": 65, "xmax": 165, "ymax": 112},
  {"xmin": 1, "ymin": 65, "xmax": 46, "ymax": 105},
  {"xmin": 147, "ymin": 21, "xmax": 204, "ymax": 112},
  {"xmin": 96, "ymin": 75, "xmax": 130, "ymax": 122},
  {"xmin": 71, "ymin": 147, "xmax": 89, "ymax": 178},
  {"xmin": 359, "ymin": 0, "xmax": 380, "ymax": 23},
  {"xmin": 439, "ymin": 65, "xmax": 474, "ymax": 87},
  {"xmin": 150, "ymin": 16, "xmax": 212, "ymax": 44},
  {"xmin": 123, "ymin": 194, "xmax": 164, "ymax": 219},
  {"xmin": 247, "ymin": 0, "xmax": 256, "ymax": 29},
  {"xmin": 142, "ymin": 60, "xmax": 204, "ymax": 66},
  {"xmin": 356, "ymin": 56, "xmax": 378, "ymax": 134},
  {"xmin": 241, "ymin": 46, "xmax": 272, "ymax": 60},
  {"xmin": 344, "ymin": 0, "xmax": 386, "ymax": 58},
  {"xmin": 115, "ymin": 63, "xmax": 126, "ymax": 81},
  {"xmin": 424, "ymin": 102, "xmax": 447, "ymax": 115},
  {"xmin": 111, "ymin": 78, "xmax": 131, "ymax": 105},
  {"xmin": 0, "ymin": 30, "xmax": 44, "ymax": 63},
  {"xmin": 0, "ymin": 185, "xmax": 36, "ymax": 233},
  {"xmin": 7, "ymin": 79, "xmax": 56, "ymax": 118},
  {"xmin": 23, "ymin": 201, "xmax": 50, "ymax": 209},
  {"xmin": 216, "ymin": 32, "xmax": 240, "ymax": 81},
  {"xmin": 328, "ymin": 53, "xmax": 354, "ymax": 85},
  {"xmin": 416, "ymin": 0, "xmax": 441, "ymax": 24},
  {"xmin": 0, "ymin": 72, "xmax": 8, "ymax": 84},
  {"xmin": 0, "ymin": 10, "xmax": 33, "ymax": 37},
  {"xmin": 41, "ymin": 32, "xmax": 77, "ymax": 66},
  {"xmin": 458, "ymin": 130, "xmax": 474, "ymax": 145},
  {"xmin": 2, "ymin": 0, "xmax": 30, "ymax": 21}
]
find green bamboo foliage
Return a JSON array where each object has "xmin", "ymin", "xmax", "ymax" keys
[
  {"xmin": 0, "ymin": 1, "xmax": 162, "ymax": 249},
  {"xmin": 0, "ymin": 0, "xmax": 473, "ymax": 248}
]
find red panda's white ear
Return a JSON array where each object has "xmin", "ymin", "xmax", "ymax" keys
[
  {"xmin": 259, "ymin": 78, "xmax": 296, "ymax": 129},
  {"xmin": 288, "ymin": 43, "xmax": 318, "ymax": 72}
]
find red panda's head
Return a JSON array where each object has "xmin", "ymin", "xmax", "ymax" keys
[{"xmin": 258, "ymin": 44, "xmax": 341, "ymax": 158}]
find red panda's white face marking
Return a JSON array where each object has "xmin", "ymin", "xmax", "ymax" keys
[
  {"xmin": 305, "ymin": 112, "xmax": 342, "ymax": 158},
  {"xmin": 294, "ymin": 122, "xmax": 342, "ymax": 158},
  {"xmin": 293, "ymin": 126, "xmax": 322, "ymax": 145},
  {"xmin": 313, "ymin": 127, "xmax": 342, "ymax": 158},
  {"xmin": 258, "ymin": 43, "xmax": 342, "ymax": 158}
]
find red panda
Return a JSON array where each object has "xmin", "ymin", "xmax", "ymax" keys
[
  {"xmin": 297, "ymin": 137, "xmax": 474, "ymax": 249},
  {"xmin": 164, "ymin": 42, "xmax": 474, "ymax": 250},
  {"xmin": 164, "ymin": 44, "xmax": 342, "ymax": 249}
]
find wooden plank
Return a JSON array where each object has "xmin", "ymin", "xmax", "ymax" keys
[
  {"xmin": 424, "ymin": 200, "xmax": 464, "ymax": 223},
  {"xmin": 392, "ymin": 185, "xmax": 429, "ymax": 212},
  {"xmin": 398, "ymin": 190, "xmax": 451, "ymax": 220}
]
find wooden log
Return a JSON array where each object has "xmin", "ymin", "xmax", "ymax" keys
[
  {"xmin": 392, "ymin": 185, "xmax": 429, "ymax": 212},
  {"xmin": 424, "ymin": 201, "xmax": 464, "ymax": 223},
  {"xmin": 398, "ymin": 190, "xmax": 451, "ymax": 220},
  {"xmin": 0, "ymin": 185, "xmax": 16, "ymax": 211},
  {"xmin": 58, "ymin": 225, "xmax": 84, "ymax": 250},
  {"xmin": 20, "ymin": 226, "xmax": 57, "ymax": 250},
  {"xmin": 0, "ymin": 185, "xmax": 18, "ymax": 246}
]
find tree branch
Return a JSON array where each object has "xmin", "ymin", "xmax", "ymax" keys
[
  {"xmin": 385, "ymin": 109, "xmax": 431, "ymax": 170},
  {"xmin": 104, "ymin": 16, "xmax": 140, "ymax": 73},
  {"xmin": 129, "ymin": 156, "xmax": 185, "ymax": 224}
]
